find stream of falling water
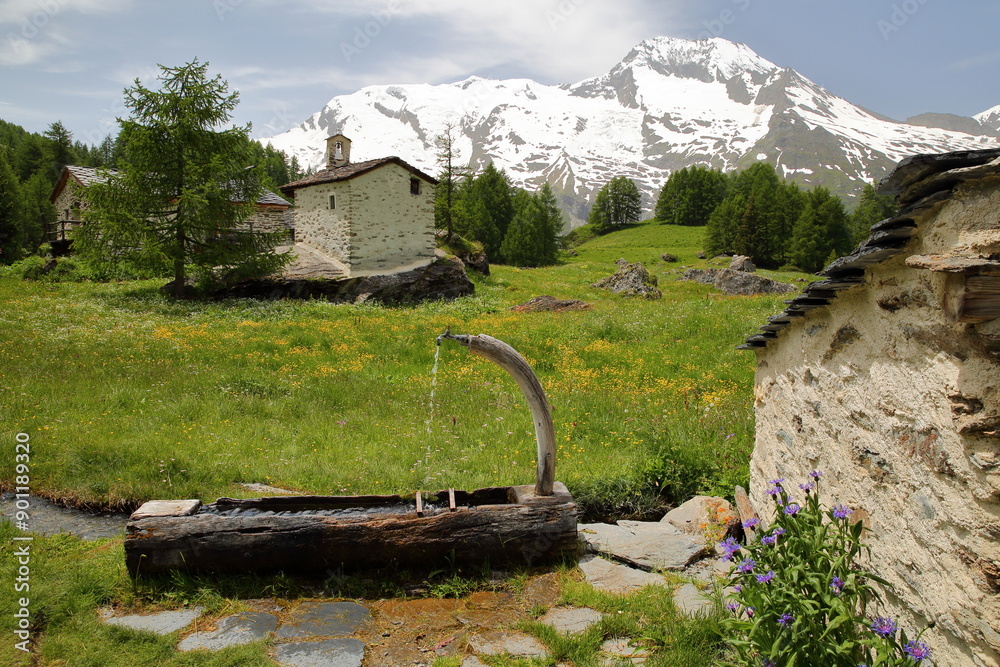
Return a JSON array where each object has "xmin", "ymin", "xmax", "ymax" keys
[{"xmin": 420, "ymin": 342, "xmax": 442, "ymax": 481}]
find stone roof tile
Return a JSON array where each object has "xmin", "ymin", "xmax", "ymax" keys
[{"xmin": 279, "ymin": 156, "xmax": 438, "ymax": 196}]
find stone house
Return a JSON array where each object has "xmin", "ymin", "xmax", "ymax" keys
[
  {"xmin": 740, "ymin": 148, "xmax": 1000, "ymax": 666},
  {"xmin": 278, "ymin": 134, "xmax": 438, "ymax": 278},
  {"xmin": 48, "ymin": 165, "xmax": 293, "ymax": 251}
]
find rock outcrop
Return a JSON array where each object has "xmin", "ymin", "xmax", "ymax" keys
[
  {"xmin": 682, "ymin": 268, "xmax": 797, "ymax": 296},
  {"xmin": 214, "ymin": 256, "xmax": 474, "ymax": 304},
  {"xmin": 593, "ymin": 262, "xmax": 662, "ymax": 299}
]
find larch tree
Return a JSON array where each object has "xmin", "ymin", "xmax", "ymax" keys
[
  {"xmin": 433, "ymin": 122, "xmax": 468, "ymax": 243},
  {"xmin": 78, "ymin": 59, "xmax": 289, "ymax": 296}
]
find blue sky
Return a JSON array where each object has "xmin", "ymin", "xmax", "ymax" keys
[{"xmin": 1, "ymin": 0, "xmax": 997, "ymax": 145}]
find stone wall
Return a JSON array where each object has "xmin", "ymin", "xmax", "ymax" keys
[
  {"xmin": 235, "ymin": 205, "xmax": 293, "ymax": 242},
  {"xmin": 346, "ymin": 165, "xmax": 436, "ymax": 277},
  {"xmin": 750, "ymin": 178, "xmax": 1000, "ymax": 666},
  {"xmin": 291, "ymin": 181, "xmax": 352, "ymax": 264}
]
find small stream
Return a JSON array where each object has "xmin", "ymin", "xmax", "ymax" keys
[{"xmin": 0, "ymin": 493, "xmax": 129, "ymax": 541}]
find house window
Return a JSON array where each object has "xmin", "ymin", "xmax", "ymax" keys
[
  {"xmin": 329, "ymin": 194, "xmax": 337, "ymax": 209},
  {"xmin": 410, "ymin": 178, "xmax": 421, "ymax": 196}
]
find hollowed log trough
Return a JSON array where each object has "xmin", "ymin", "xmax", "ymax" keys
[
  {"xmin": 125, "ymin": 332, "xmax": 578, "ymax": 576},
  {"xmin": 125, "ymin": 484, "xmax": 577, "ymax": 575}
]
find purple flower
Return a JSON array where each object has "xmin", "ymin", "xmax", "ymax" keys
[
  {"xmin": 830, "ymin": 576, "xmax": 844, "ymax": 595},
  {"xmin": 832, "ymin": 504, "xmax": 853, "ymax": 520},
  {"xmin": 784, "ymin": 503, "xmax": 801, "ymax": 516},
  {"xmin": 725, "ymin": 601, "xmax": 739, "ymax": 612},
  {"xmin": 777, "ymin": 612, "xmax": 794, "ymax": 626},
  {"xmin": 745, "ymin": 606, "xmax": 755, "ymax": 618},
  {"xmin": 718, "ymin": 537, "xmax": 741, "ymax": 561},
  {"xmin": 756, "ymin": 570, "xmax": 776, "ymax": 584},
  {"xmin": 871, "ymin": 617, "xmax": 898, "ymax": 638},
  {"xmin": 761, "ymin": 534, "xmax": 776, "ymax": 546},
  {"xmin": 772, "ymin": 527, "xmax": 786, "ymax": 537},
  {"xmin": 799, "ymin": 481, "xmax": 815, "ymax": 492},
  {"xmin": 766, "ymin": 485, "xmax": 782, "ymax": 496},
  {"xmin": 743, "ymin": 517, "xmax": 760, "ymax": 529},
  {"xmin": 809, "ymin": 470, "xmax": 822, "ymax": 479},
  {"xmin": 762, "ymin": 660, "xmax": 776, "ymax": 667},
  {"xmin": 736, "ymin": 558, "xmax": 756, "ymax": 573},
  {"xmin": 733, "ymin": 584, "xmax": 742, "ymax": 592},
  {"xmin": 769, "ymin": 478, "xmax": 785, "ymax": 487},
  {"xmin": 903, "ymin": 640, "xmax": 932, "ymax": 662}
]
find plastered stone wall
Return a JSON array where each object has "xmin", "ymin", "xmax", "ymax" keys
[
  {"xmin": 346, "ymin": 166, "xmax": 436, "ymax": 277},
  {"xmin": 292, "ymin": 181, "xmax": 352, "ymax": 264},
  {"xmin": 751, "ymin": 179, "xmax": 1000, "ymax": 667}
]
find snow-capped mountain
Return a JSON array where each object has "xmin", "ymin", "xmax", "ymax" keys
[
  {"xmin": 976, "ymin": 105, "xmax": 1000, "ymax": 133},
  {"xmin": 263, "ymin": 37, "xmax": 999, "ymax": 226}
]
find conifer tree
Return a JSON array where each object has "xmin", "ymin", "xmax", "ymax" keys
[
  {"xmin": 0, "ymin": 147, "xmax": 25, "ymax": 262},
  {"xmin": 655, "ymin": 165, "xmax": 728, "ymax": 226},
  {"xmin": 849, "ymin": 183, "xmax": 897, "ymax": 244},
  {"xmin": 433, "ymin": 123, "xmax": 468, "ymax": 243},
  {"xmin": 459, "ymin": 163, "xmax": 514, "ymax": 260},
  {"xmin": 589, "ymin": 176, "xmax": 642, "ymax": 233},
  {"xmin": 500, "ymin": 183, "xmax": 563, "ymax": 267},
  {"xmin": 77, "ymin": 59, "xmax": 289, "ymax": 296}
]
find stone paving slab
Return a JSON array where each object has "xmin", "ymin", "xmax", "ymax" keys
[
  {"xmin": 672, "ymin": 583, "xmax": 712, "ymax": 617},
  {"xmin": 578, "ymin": 555, "xmax": 665, "ymax": 594},
  {"xmin": 178, "ymin": 611, "xmax": 278, "ymax": 651},
  {"xmin": 539, "ymin": 606, "xmax": 604, "ymax": 634},
  {"xmin": 579, "ymin": 520, "xmax": 706, "ymax": 571},
  {"xmin": 600, "ymin": 637, "xmax": 650, "ymax": 665},
  {"xmin": 466, "ymin": 629, "xmax": 548, "ymax": 657},
  {"xmin": 100, "ymin": 607, "xmax": 204, "ymax": 635},
  {"xmin": 274, "ymin": 638, "xmax": 366, "ymax": 667},
  {"xmin": 276, "ymin": 601, "xmax": 372, "ymax": 639}
]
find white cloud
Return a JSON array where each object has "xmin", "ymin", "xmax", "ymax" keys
[
  {"xmin": 0, "ymin": 0, "xmax": 133, "ymax": 66},
  {"xmin": 266, "ymin": 0, "xmax": 680, "ymax": 84}
]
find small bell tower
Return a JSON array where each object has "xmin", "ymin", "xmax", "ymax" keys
[{"xmin": 326, "ymin": 134, "xmax": 351, "ymax": 169}]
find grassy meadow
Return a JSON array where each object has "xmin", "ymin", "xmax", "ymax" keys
[
  {"xmin": 0, "ymin": 220, "xmax": 809, "ymax": 666},
  {"xmin": 1, "ymin": 221, "xmax": 800, "ymax": 516}
]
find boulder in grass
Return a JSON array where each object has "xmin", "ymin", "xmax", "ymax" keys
[
  {"xmin": 511, "ymin": 295, "xmax": 591, "ymax": 313},
  {"xmin": 712, "ymin": 269, "xmax": 797, "ymax": 296},
  {"xmin": 661, "ymin": 496, "xmax": 740, "ymax": 538},
  {"xmin": 661, "ymin": 253, "xmax": 679, "ymax": 263},
  {"xmin": 592, "ymin": 262, "xmax": 662, "ymax": 300},
  {"xmin": 729, "ymin": 255, "xmax": 756, "ymax": 272}
]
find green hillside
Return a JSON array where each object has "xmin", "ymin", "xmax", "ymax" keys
[{"xmin": 1, "ymin": 221, "xmax": 803, "ymax": 519}]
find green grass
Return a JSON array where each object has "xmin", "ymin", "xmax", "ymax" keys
[
  {"xmin": 1, "ymin": 220, "xmax": 794, "ymax": 665},
  {"xmin": 0, "ymin": 220, "xmax": 801, "ymax": 517}
]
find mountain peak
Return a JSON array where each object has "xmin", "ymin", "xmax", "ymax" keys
[
  {"xmin": 264, "ymin": 35, "xmax": 1000, "ymax": 227},
  {"xmin": 624, "ymin": 36, "xmax": 778, "ymax": 81}
]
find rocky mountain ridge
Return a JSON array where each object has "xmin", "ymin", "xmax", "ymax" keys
[{"xmin": 263, "ymin": 36, "xmax": 999, "ymax": 226}]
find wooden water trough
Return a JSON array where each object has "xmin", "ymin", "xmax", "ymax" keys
[{"xmin": 125, "ymin": 332, "xmax": 578, "ymax": 575}]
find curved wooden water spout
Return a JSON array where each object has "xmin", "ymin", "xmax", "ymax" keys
[{"xmin": 437, "ymin": 329, "xmax": 556, "ymax": 496}]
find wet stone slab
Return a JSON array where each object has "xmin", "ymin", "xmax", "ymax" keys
[
  {"xmin": 274, "ymin": 638, "xmax": 366, "ymax": 667},
  {"xmin": 100, "ymin": 607, "xmax": 204, "ymax": 635},
  {"xmin": 466, "ymin": 629, "xmax": 548, "ymax": 658},
  {"xmin": 178, "ymin": 612, "xmax": 278, "ymax": 651},
  {"xmin": 276, "ymin": 601, "xmax": 372, "ymax": 639}
]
